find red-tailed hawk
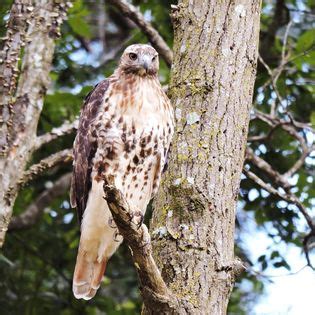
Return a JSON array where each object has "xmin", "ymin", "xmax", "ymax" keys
[{"xmin": 70, "ymin": 44, "xmax": 174, "ymax": 300}]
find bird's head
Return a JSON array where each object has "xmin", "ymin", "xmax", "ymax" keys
[{"xmin": 119, "ymin": 44, "xmax": 159, "ymax": 76}]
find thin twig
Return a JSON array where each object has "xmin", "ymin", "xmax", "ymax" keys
[
  {"xmin": 34, "ymin": 119, "xmax": 78, "ymax": 150},
  {"xmin": 245, "ymin": 147, "xmax": 289, "ymax": 189},
  {"xmin": 281, "ymin": 21, "xmax": 293, "ymax": 64},
  {"xmin": 248, "ymin": 264, "xmax": 308, "ymax": 279},
  {"xmin": 243, "ymin": 167, "xmax": 314, "ymax": 231},
  {"xmin": 252, "ymin": 110, "xmax": 314, "ymax": 179},
  {"xmin": 107, "ymin": 0, "xmax": 173, "ymax": 67},
  {"xmin": 18, "ymin": 149, "xmax": 73, "ymax": 188}
]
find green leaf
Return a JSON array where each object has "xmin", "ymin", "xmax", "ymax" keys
[
  {"xmin": 68, "ymin": 15, "xmax": 91, "ymax": 38},
  {"xmin": 295, "ymin": 29, "xmax": 315, "ymax": 53}
]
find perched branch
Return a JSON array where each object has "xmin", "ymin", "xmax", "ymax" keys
[
  {"xmin": 103, "ymin": 181, "xmax": 179, "ymax": 313},
  {"xmin": 107, "ymin": 0, "xmax": 173, "ymax": 67},
  {"xmin": 9, "ymin": 173, "xmax": 71, "ymax": 230},
  {"xmin": 34, "ymin": 118, "xmax": 78, "ymax": 150}
]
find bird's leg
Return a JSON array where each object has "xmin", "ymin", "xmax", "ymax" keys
[
  {"xmin": 129, "ymin": 208, "xmax": 144, "ymax": 230},
  {"xmin": 138, "ymin": 224, "xmax": 151, "ymax": 248}
]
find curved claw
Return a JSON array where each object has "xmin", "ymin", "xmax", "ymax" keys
[
  {"xmin": 113, "ymin": 230, "xmax": 123, "ymax": 242},
  {"xmin": 130, "ymin": 210, "xmax": 144, "ymax": 229},
  {"xmin": 108, "ymin": 217, "xmax": 117, "ymax": 229}
]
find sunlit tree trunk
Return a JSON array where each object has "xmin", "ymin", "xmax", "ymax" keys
[{"xmin": 149, "ymin": 1, "xmax": 261, "ymax": 313}]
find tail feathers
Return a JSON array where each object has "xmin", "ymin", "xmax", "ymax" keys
[{"xmin": 73, "ymin": 250, "xmax": 107, "ymax": 300}]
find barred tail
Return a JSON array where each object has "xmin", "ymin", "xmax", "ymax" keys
[{"xmin": 72, "ymin": 248, "xmax": 107, "ymax": 300}]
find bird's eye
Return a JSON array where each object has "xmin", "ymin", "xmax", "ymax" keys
[
  {"xmin": 129, "ymin": 53, "xmax": 137, "ymax": 61},
  {"xmin": 152, "ymin": 56, "xmax": 157, "ymax": 62}
]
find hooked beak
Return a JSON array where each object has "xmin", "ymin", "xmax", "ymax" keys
[{"xmin": 139, "ymin": 55, "xmax": 151, "ymax": 73}]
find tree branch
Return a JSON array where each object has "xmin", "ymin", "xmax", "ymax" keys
[
  {"xmin": 245, "ymin": 147, "xmax": 290, "ymax": 189},
  {"xmin": 251, "ymin": 110, "xmax": 314, "ymax": 179},
  {"xmin": 4, "ymin": 149, "xmax": 73, "ymax": 208},
  {"xmin": 34, "ymin": 118, "xmax": 78, "ymax": 150},
  {"xmin": 102, "ymin": 181, "xmax": 179, "ymax": 313},
  {"xmin": 9, "ymin": 173, "xmax": 71, "ymax": 230},
  {"xmin": 243, "ymin": 168, "xmax": 315, "ymax": 269},
  {"xmin": 107, "ymin": 0, "xmax": 173, "ymax": 67},
  {"xmin": 18, "ymin": 149, "xmax": 73, "ymax": 188}
]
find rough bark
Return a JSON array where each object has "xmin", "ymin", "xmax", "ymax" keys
[
  {"xmin": 103, "ymin": 182, "xmax": 179, "ymax": 313},
  {"xmin": 149, "ymin": 1, "xmax": 261, "ymax": 314},
  {"xmin": 0, "ymin": 0, "xmax": 70, "ymax": 247},
  {"xmin": 0, "ymin": 0, "xmax": 32, "ymax": 156}
]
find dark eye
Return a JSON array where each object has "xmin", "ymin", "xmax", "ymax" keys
[
  {"xmin": 152, "ymin": 56, "xmax": 157, "ymax": 62},
  {"xmin": 129, "ymin": 53, "xmax": 137, "ymax": 61}
]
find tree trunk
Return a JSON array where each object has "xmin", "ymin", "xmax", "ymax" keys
[
  {"xmin": 0, "ymin": 0, "xmax": 69, "ymax": 247},
  {"xmin": 150, "ymin": 1, "xmax": 261, "ymax": 314}
]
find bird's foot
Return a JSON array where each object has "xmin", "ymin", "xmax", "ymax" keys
[
  {"xmin": 130, "ymin": 209, "xmax": 144, "ymax": 229},
  {"xmin": 139, "ymin": 224, "xmax": 151, "ymax": 248},
  {"xmin": 113, "ymin": 230, "xmax": 123, "ymax": 242}
]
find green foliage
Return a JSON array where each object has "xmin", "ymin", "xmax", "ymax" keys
[
  {"xmin": 68, "ymin": 0, "xmax": 92, "ymax": 38},
  {"xmin": 295, "ymin": 29, "xmax": 315, "ymax": 53}
]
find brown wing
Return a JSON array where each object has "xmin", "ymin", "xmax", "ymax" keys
[{"xmin": 70, "ymin": 80, "xmax": 109, "ymax": 222}]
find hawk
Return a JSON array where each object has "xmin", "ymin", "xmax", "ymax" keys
[{"xmin": 70, "ymin": 44, "xmax": 174, "ymax": 300}]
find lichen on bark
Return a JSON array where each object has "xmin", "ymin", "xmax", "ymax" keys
[{"xmin": 150, "ymin": 1, "xmax": 262, "ymax": 314}]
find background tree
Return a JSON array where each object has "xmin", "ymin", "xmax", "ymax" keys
[{"xmin": 0, "ymin": 0, "xmax": 314, "ymax": 314}]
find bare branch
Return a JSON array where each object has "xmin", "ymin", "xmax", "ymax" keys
[
  {"xmin": 248, "ymin": 264, "xmax": 309, "ymax": 278},
  {"xmin": 243, "ymin": 168, "xmax": 315, "ymax": 268},
  {"xmin": 9, "ymin": 173, "xmax": 71, "ymax": 230},
  {"xmin": 103, "ymin": 181, "xmax": 178, "ymax": 313},
  {"xmin": 284, "ymin": 144, "xmax": 315, "ymax": 179},
  {"xmin": 245, "ymin": 147, "xmax": 289, "ymax": 189},
  {"xmin": 252, "ymin": 110, "xmax": 314, "ymax": 179},
  {"xmin": 258, "ymin": 54, "xmax": 284, "ymax": 115},
  {"xmin": 303, "ymin": 232, "xmax": 315, "ymax": 270},
  {"xmin": 281, "ymin": 20, "xmax": 293, "ymax": 61},
  {"xmin": 243, "ymin": 168, "xmax": 314, "ymax": 231},
  {"xmin": 34, "ymin": 118, "xmax": 78, "ymax": 150},
  {"xmin": 107, "ymin": 0, "xmax": 173, "ymax": 67},
  {"xmin": 4, "ymin": 149, "xmax": 72, "ymax": 210},
  {"xmin": 18, "ymin": 149, "xmax": 73, "ymax": 188}
]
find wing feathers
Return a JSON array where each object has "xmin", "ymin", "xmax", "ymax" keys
[{"xmin": 70, "ymin": 80, "xmax": 110, "ymax": 221}]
